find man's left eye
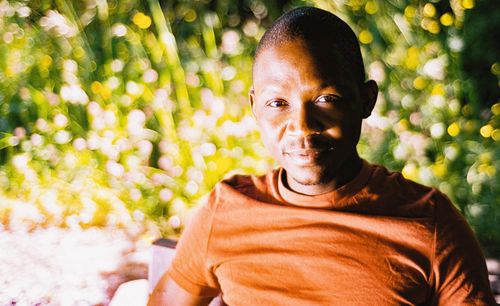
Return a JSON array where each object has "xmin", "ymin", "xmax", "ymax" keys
[{"xmin": 316, "ymin": 95, "xmax": 340, "ymax": 104}]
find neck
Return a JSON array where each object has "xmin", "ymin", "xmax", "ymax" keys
[{"xmin": 286, "ymin": 156, "xmax": 363, "ymax": 196}]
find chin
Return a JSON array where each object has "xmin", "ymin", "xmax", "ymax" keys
[{"xmin": 286, "ymin": 165, "xmax": 331, "ymax": 186}]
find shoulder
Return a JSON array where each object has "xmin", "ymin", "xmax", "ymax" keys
[
  {"xmin": 370, "ymin": 164, "xmax": 434, "ymax": 197},
  {"xmin": 222, "ymin": 172, "xmax": 265, "ymax": 190},
  {"xmin": 365, "ymin": 162, "xmax": 472, "ymax": 236},
  {"xmin": 364, "ymin": 163, "xmax": 451, "ymax": 217},
  {"xmin": 215, "ymin": 169, "xmax": 281, "ymax": 204},
  {"xmin": 196, "ymin": 169, "xmax": 280, "ymax": 216}
]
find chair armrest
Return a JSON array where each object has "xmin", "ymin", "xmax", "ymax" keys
[{"xmin": 148, "ymin": 238, "xmax": 177, "ymax": 294}]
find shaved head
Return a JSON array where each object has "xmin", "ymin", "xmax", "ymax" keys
[{"xmin": 254, "ymin": 7, "xmax": 366, "ymax": 86}]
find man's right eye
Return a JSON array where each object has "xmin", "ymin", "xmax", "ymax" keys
[{"xmin": 266, "ymin": 99, "xmax": 288, "ymax": 107}]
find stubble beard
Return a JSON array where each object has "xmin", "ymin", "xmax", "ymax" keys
[
  {"xmin": 287, "ymin": 164, "xmax": 335, "ymax": 186},
  {"xmin": 294, "ymin": 176, "xmax": 332, "ymax": 186}
]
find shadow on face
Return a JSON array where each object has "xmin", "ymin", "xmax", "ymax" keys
[{"xmin": 250, "ymin": 38, "xmax": 378, "ymax": 194}]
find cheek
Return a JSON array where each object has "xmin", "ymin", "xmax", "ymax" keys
[
  {"xmin": 257, "ymin": 117, "xmax": 286, "ymax": 154},
  {"xmin": 329, "ymin": 110, "xmax": 363, "ymax": 140},
  {"xmin": 325, "ymin": 126, "xmax": 343, "ymax": 139},
  {"xmin": 259, "ymin": 121, "xmax": 280, "ymax": 145},
  {"xmin": 337, "ymin": 119, "xmax": 362, "ymax": 145},
  {"xmin": 256, "ymin": 110, "xmax": 287, "ymax": 134}
]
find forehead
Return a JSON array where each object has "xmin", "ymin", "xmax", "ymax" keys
[
  {"xmin": 253, "ymin": 39, "xmax": 355, "ymax": 92},
  {"xmin": 254, "ymin": 38, "xmax": 336, "ymax": 70}
]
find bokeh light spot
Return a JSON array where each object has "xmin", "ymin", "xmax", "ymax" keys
[
  {"xmin": 480, "ymin": 125, "xmax": 493, "ymax": 138},
  {"xmin": 491, "ymin": 103, "xmax": 500, "ymax": 115},
  {"xmin": 404, "ymin": 6, "xmax": 416, "ymax": 18},
  {"xmin": 133, "ymin": 12, "xmax": 152, "ymax": 29},
  {"xmin": 431, "ymin": 84, "xmax": 445, "ymax": 96},
  {"xmin": 491, "ymin": 63, "xmax": 500, "ymax": 75},
  {"xmin": 359, "ymin": 30, "xmax": 373, "ymax": 44},
  {"xmin": 365, "ymin": 1, "xmax": 378, "ymax": 14},
  {"xmin": 413, "ymin": 76, "xmax": 427, "ymax": 90},
  {"xmin": 427, "ymin": 21, "xmax": 440, "ymax": 34},
  {"xmin": 462, "ymin": 0, "xmax": 475, "ymax": 9},
  {"xmin": 447, "ymin": 122, "xmax": 460, "ymax": 137},
  {"xmin": 405, "ymin": 47, "xmax": 419, "ymax": 70},
  {"xmin": 432, "ymin": 163, "xmax": 446, "ymax": 178},
  {"xmin": 491, "ymin": 129, "xmax": 500, "ymax": 141},
  {"xmin": 402, "ymin": 163, "xmax": 418, "ymax": 180},
  {"xmin": 423, "ymin": 3, "xmax": 436, "ymax": 18},
  {"xmin": 440, "ymin": 13, "xmax": 454, "ymax": 27},
  {"xmin": 184, "ymin": 9, "xmax": 197, "ymax": 22}
]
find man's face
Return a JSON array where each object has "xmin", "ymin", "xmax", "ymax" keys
[{"xmin": 251, "ymin": 38, "xmax": 377, "ymax": 194}]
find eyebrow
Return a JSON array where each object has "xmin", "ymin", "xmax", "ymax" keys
[
  {"xmin": 319, "ymin": 82, "xmax": 338, "ymax": 90},
  {"xmin": 257, "ymin": 81, "xmax": 346, "ymax": 95},
  {"xmin": 318, "ymin": 79, "xmax": 353, "ymax": 93},
  {"xmin": 258, "ymin": 84, "xmax": 286, "ymax": 96}
]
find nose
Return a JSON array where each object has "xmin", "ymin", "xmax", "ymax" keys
[{"xmin": 288, "ymin": 102, "xmax": 322, "ymax": 136}]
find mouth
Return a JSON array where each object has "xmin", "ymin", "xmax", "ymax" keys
[{"xmin": 283, "ymin": 147, "xmax": 334, "ymax": 166}]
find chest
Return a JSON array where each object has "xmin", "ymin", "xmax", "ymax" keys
[{"xmin": 209, "ymin": 207, "xmax": 434, "ymax": 305}]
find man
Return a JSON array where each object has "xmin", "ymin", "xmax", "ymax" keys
[{"xmin": 149, "ymin": 7, "xmax": 495, "ymax": 305}]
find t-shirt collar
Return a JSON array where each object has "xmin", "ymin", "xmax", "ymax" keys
[{"xmin": 276, "ymin": 159, "xmax": 373, "ymax": 208}]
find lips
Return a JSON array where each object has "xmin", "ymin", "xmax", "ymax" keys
[{"xmin": 283, "ymin": 147, "xmax": 334, "ymax": 166}]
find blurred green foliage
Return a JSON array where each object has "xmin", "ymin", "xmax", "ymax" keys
[{"xmin": 0, "ymin": 0, "xmax": 498, "ymax": 255}]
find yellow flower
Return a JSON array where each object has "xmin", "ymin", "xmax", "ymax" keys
[
  {"xmin": 73, "ymin": 47, "xmax": 85, "ymax": 59},
  {"xmin": 40, "ymin": 55, "xmax": 53, "ymax": 69},
  {"xmin": 447, "ymin": 122, "xmax": 460, "ymax": 137},
  {"xmin": 492, "ymin": 129, "xmax": 500, "ymax": 141},
  {"xmin": 491, "ymin": 103, "xmax": 500, "ymax": 116},
  {"xmin": 184, "ymin": 9, "xmax": 197, "ymax": 22},
  {"xmin": 480, "ymin": 125, "xmax": 493, "ymax": 138},
  {"xmin": 431, "ymin": 83, "xmax": 445, "ymax": 96},
  {"xmin": 440, "ymin": 13, "xmax": 454, "ymax": 27},
  {"xmin": 462, "ymin": 0, "xmax": 475, "ymax": 9},
  {"xmin": 405, "ymin": 47, "xmax": 419, "ymax": 70},
  {"xmin": 402, "ymin": 164, "xmax": 418, "ymax": 180},
  {"xmin": 423, "ymin": 3, "xmax": 436, "ymax": 17},
  {"xmin": 91, "ymin": 81, "xmax": 102, "ymax": 94},
  {"xmin": 404, "ymin": 6, "xmax": 416, "ymax": 18},
  {"xmin": 365, "ymin": 1, "xmax": 378, "ymax": 14},
  {"xmin": 413, "ymin": 76, "xmax": 427, "ymax": 90},
  {"xmin": 486, "ymin": 166, "xmax": 496, "ymax": 177},
  {"xmin": 432, "ymin": 163, "xmax": 446, "ymax": 178},
  {"xmin": 133, "ymin": 12, "xmax": 152, "ymax": 29},
  {"xmin": 427, "ymin": 21, "xmax": 440, "ymax": 34},
  {"xmin": 359, "ymin": 30, "xmax": 373, "ymax": 44},
  {"xmin": 491, "ymin": 63, "xmax": 500, "ymax": 75}
]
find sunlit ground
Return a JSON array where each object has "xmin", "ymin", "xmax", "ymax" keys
[{"xmin": 0, "ymin": 198, "xmax": 153, "ymax": 305}]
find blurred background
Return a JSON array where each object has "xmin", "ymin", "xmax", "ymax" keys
[{"xmin": 0, "ymin": 0, "xmax": 499, "ymax": 304}]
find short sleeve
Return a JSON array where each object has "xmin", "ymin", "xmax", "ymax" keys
[
  {"xmin": 167, "ymin": 189, "xmax": 221, "ymax": 297},
  {"xmin": 430, "ymin": 192, "xmax": 495, "ymax": 305}
]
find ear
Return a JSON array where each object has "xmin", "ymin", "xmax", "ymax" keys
[
  {"xmin": 249, "ymin": 87, "xmax": 256, "ymax": 117},
  {"xmin": 361, "ymin": 80, "xmax": 378, "ymax": 119}
]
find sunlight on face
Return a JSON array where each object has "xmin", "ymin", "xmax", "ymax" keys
[{"xmin": 251, "ymin": 38, "xmax": 377, "ymax": 195}]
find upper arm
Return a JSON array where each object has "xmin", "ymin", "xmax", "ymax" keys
[
  {"xmin": 150, "ymin": 189, "xmax": 221, "ymax": 304},
  {"xmin": 430, "ymin": 193, "xmax": 495, "ymax": 305},
  {"xmin": 148, "ymin": 273, "xmax": 214, "ymax": 306}
]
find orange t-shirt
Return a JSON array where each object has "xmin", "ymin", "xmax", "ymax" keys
[{"xmin": 168, "ymin": 161, "xmax": 495, "ymax": 305}]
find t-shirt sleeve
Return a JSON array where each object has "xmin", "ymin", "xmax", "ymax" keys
[
  {"xmin": 167, "ymin": 189, "xmax": 221, "ymax": 297},
  {"xmin": 430, "ymin": 192, "xmax": 495, "ymax": 305}
]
